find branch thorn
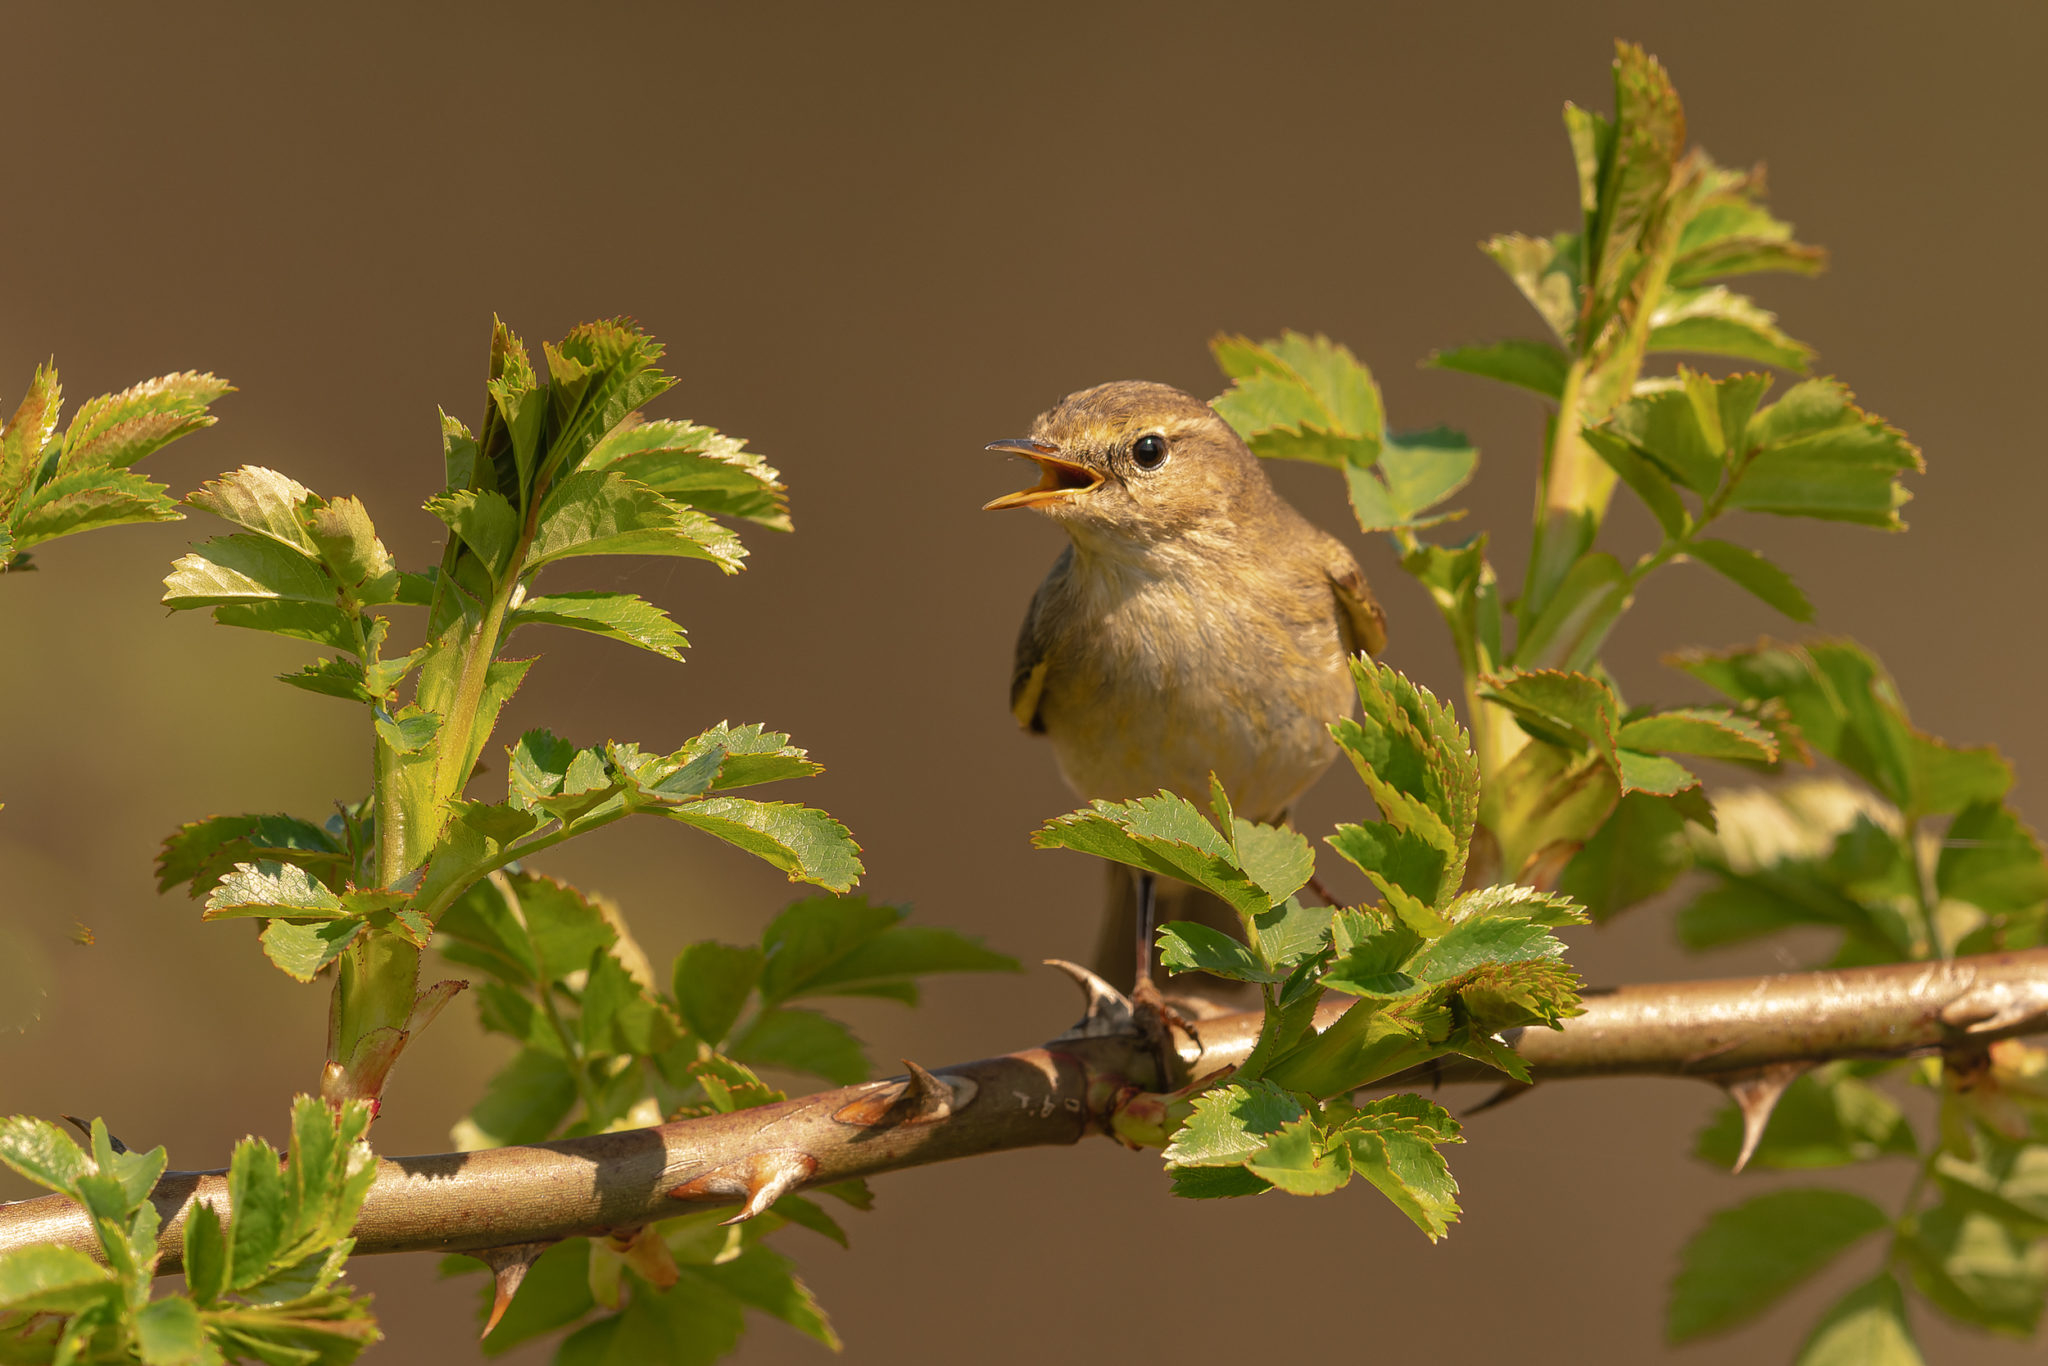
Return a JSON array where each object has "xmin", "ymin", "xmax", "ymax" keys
[
  {"xmin": 1720, "ymin": 1061, "xmax": 1810, "ymax": 1173},
  {"xmin": 60, "ymin": 1116, "xmax": 128, "ymax": 1154},
  {"xmin": 476, "ymin": 1241, "xmax": 554, "ymax": 1339},
  {"xmin": 1044, "ymin": 958, "xmax": 1135, "ymax": 1040},
  {"xmin": 670, "ymin": 1148, "xmax": 818, "ymax": 1225}
]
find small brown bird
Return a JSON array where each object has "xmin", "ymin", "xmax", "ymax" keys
[{"xmin": 985, "ymin": 380, "xmax": 1386, "ymax": 1004}]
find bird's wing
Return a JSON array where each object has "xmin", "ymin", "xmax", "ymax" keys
[
  {"xmin": 1010, "ymin": 548, "xmax": 1069, "ymax": 732},
  {"xmin": 1329, "ymin": 555, "xmax": 1388, "ymax": 657}
]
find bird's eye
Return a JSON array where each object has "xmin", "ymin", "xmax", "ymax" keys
[{"xmin": 1132, "ymin": 433, "xmax": 1169, "ymax": 470}]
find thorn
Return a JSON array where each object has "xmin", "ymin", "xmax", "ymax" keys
[
  {"xmin": 1044, "ymin": 958, "xmax": 1135, "ymax": 1040},
  {"xmin": 476, "ymin": 1241, "xmax": 553, "ymax": 1339},
  {"xmin": 1464, "ymin": 1082, "xmax": 1533, "ymax": 1115},
  {"xmin": 669, "ymin": 1148, "xmax": 818, "ymax": 1224},
  {"xmin": 60, "ymin": 1116, "xmax": 128, "ymax": 1154},
  {"xmin": 829, "ymin": 1063, "xmax": 976, "ymax": 1128},
  {"xmin": 1720, "ymin": 1061, "xmax": 1810, "ymax": 1173},
  {"xmin": 410, "ymin": 979, "xmax": 469, "ymax": 1035}
]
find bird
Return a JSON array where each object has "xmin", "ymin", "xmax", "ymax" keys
[{"xmin": 984, "ymin": 380, "xmax": 1386, "ymax": 1031}]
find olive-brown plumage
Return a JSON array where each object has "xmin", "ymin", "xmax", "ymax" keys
[{"xmin": 988, "ymin": 380, "xmax": 1385, "ymax": 826}]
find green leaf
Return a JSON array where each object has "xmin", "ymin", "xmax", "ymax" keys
[
  {"xmin": 0, "ymin": 1116, "xmax": 91, "ymax": 1197},
  {"xmin": 303, "ymin": 494, "xmax": 398, "ymax": 604},
  {"xmin": 1904, "ymin": 1200, "xmax": 2048, "ymax": 1336},
  {"xmin": 1321, "ymin": 910, "xmax": 1422, "ymax": 997},
  {"xmin": 1157, "ymin": 921, "xmax": 1276, "ymax": 983},
  {"xmin": 187, "ymin": 468, "xmax": 320, "ymax": 552},
  {"xmin": 585, "ymin": 418, "xmax": 791, "ymax": 531},
  {"xmin": 59, "ymin": 371, "xmax": 228, "ymax": 472},
  {"xmin": 9, "ymin": 469, "xmax": 182, "ymax": 549},
  {"xmin": 1326, "ymin": 822, "xmax": 1448, "ymax": 909},
  {"xmin": 1331, "ymin": 1094, "xmax": 1464, "ymax": 1240},
  {"xmin": 674, "ymin": 722, "xmax": 824, "ymax": 791},
  {"xmin": 133, "ymin": 1294, "xmax": 206, "ymax": 1365},
  {"xmin": 1427, "ymin": 340, "xmax": 1568, "ymax": 399},
  {"xmin": 1728, "ymin": 379, "xmax": 1922, "ymax": 528},
  {"xmin": 210, "ymin": 599, "xmax": 359, "ymax": 651},
  {"xmin": 1794, "ymin": 1274, "xmax": 1925, "ymax": 1366},
  {"xmin": 0, "ymin": 1242, "xmax": 116, "ymax": 1316},
  {"xmin": 1582, "ymin": 427, "xmax": 1688, "ymax": 539},
  {"xmin": 695, "ymin": 1243, "xmax": 839, "ymax": 1349},
  {"xmin": 581, "ymin": 949, "xmax": 677, "ymax": 1057},
  {"xmin": 184, "ymin": 1200, "xmax": 228, "ymax": 1304},
  {"xmin": 1482, "ymin": 231, "xmax": 1581, "ymax": 342},
  {"xmin": 157, "ymin": 814, "xmax": 346, "ymax": 900},
  {"xmin": 1244, "ymin": 1116, "xmax": 1348, "ymax": 1196},
  {"xmin": 1249, "ymin": 898, "xmax": 1335, "ymax": 974},
  {"xmin": 225, "ymin": 1135, "xmax": 288, "ymax": 1290},
  {"xmin": 205, "ymin": 861, "xmax": 348, "ymax": 920},
  {"xmin": 1696, "ymin": 1072, "xmax": 1915, "ymax": 1170},
  {"xmin": 662, "ymin": 797, "xmax": 863, "ymax": 892},
  {"xmin": 1480, "ymin": 668, "xmax": 1619, "ymax": 765},
  {"xmin": 1033, "ymin": 792, "xmax": 1269, "ymax": 919},
  {"xmin": 1938, "ymin": 802, "xmax": 2048, "ymax": 913},
  {"xmin": 1513, "ymin": 551, "xmax": 1628, "ymax": 671},
  {"xmin": 373, "ymin": 706, "xmax": 440, "ymax": 756},
  {"xmin": 162, "ymin": 533, "xmax": 332, "ymax": 609},
  {"xmin": 1686, "ymin": 537, "xmax": 1814, "ymax": 621},
  {"xmin": 1556, "ymin": 790, "xmax": 1695, "ymax": 922},
  {"xmin": 729, "ymin": 1008, "xmax": 868, "ymax": 1085},
  {"xmin": 528, "ymin": 470, "xmax": 746, "ymax": 572},
  {"xmin": 425, "ymin": 487, "xmax": 519, "ymax": 577},
  {"xmin": 1331, "ymin": 659, "xmax": 1479, "ymax": 901},
  {"xmin": 1344, "ymin": 427, "xmax": 1477, "ymax": 534},
  {"xmin": 511, "ymin": 591, "xmax": 688, "ymax": 661},
  {"xmin": 1162, "ymin": 1080, "xmax": 1305, "ymax": 1167},
  {"xmin": 1648, "ymin": 285, "xmax": 1814, "ymax": 370},
  {"xmin": 515, "ymin": 874, "xmax": 619, "ymax": 982},
  {"xmin": 458, "ymin": 1049, "xmax": 579, "ymax": 1148},
  {"xmin": 1169, "ymin": 1166, "xmax": 1273, "ymax": 1199},
  {"xmin": 1616, "ymin": 748, "xmax": 1699, "ymax": 796},
  {"xmin": 279, "ymin": 657, "xmax": 372, "ymax": 703},
  {"xmin": 671, "ymin": 942, "xmax": 762, "ymax": 1045},
  {"xmin": 260, "ymin": 920, "xmax": 364, "ymax": 982},
  {"xmin": 1618, "ymin": 707, "xmax": 1777, "ymax": 762},
  {"xmin": 1667, "ymin": 1188, "xmax": 1889, "ymax": 1342}
]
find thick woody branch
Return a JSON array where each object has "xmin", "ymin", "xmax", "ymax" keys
[{"xmin": 5, "ymin": 949, "xmax": 2047, "ymax": 1273}]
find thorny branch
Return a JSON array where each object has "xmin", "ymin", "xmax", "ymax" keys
[{"xmin": 6, "ymin": 950, "xmax": 2048, "ymax": 1278}]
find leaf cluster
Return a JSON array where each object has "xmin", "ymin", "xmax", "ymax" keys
[
  {"xmin": 0, "ymin": 1099, "xmax": 378, "ymax": 1365},
  {"xmin": 1040, "ymin": 661, "xmax": 1584, "ymax": 1238},
  {"xmin": 434, "ymin": 877, "xmax": 1013, "ymax": 1353},
  {"xmin": 0, "ymin": 365, "xmax": 228, "ymax": 573}
]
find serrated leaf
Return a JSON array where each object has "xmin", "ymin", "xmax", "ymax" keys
[
  {"xmin": 695, "ymin": 1243, "xmax": 839, "ymax": 1349},
  {"xmin": 0, "ymin": 1242, "xmax": 116, "ymax": 1316},
  {"xmin": 1649, "ymin": 285, "xmax": 1814, "ymax": 370},
  {"xmin": 457, "ymin": 1049, "xmax": 579, "ymax": 1149},
  {"xmin": 1169, "ymin": 1166, "xmax": 1274, "ymax": 1199},
  {"xmin": 586, "ymin": 418, "xmax": 791, "ymax": 531},
  {"xmin": 1482, "ymin": 231, "xmax": 1581, "ymax": 342},
  {"xmin": 303, "ymin": 494, "xmax": 399, "ymax": 604},
  {"xmin": 511, "ymin": 591, "xmax": 688, "ymax": 660},
  {"xmin": 1668, "ymin": 1188, "xmax": 1889, "ymax": 1342},
  {"xmin": 1938, "ymin": 801, "xmax": 2048, "ymax": 914},
  {"xmin": 674, "ymin": 722, "xmax": 824, "ymax": 791},
  {"xmin": 1427, "ymin": 340, "xmax": 1569, "ymax": 399},
  {"xmin": 1332, "ymin": 659, "xmax": 1478, "ymax": 896},
  {"xmin": 1163, "ymin": 1080, "xmax": 1305, "ymax": 1167},
  {"xmin": 163, "ymin": 533, "xmax": 332, "ymax": 609},
  {"xmin": 186, "ymin": 466, "xmax": 318, "ymax": 553},
  {"xmin": 1583, "ymin": 427, "xmax": 1688, "ymax": 538},
  {"xmin": 1249, "ymin": 898, "xmax": 1335, "ymax": 973},
  {"xmin": 671, "ymin": 942, "xmax": 762, "ymax": 1045},
  {"xmin": 373, "ymin": 706, "xmax": 440, "ymax": 756},
  {"xmin": 1344, "ymin": 428, "xmax": 1477, "ymax": 534},
  {"xmin": 157, "ymin": 814, "xmax": 345, "ymax": 899},
  {"xmin": 133, "ymin": 1293, "xmax": 206, "ymax": 1364},
  {"xmin": 1157, "ymin": 921, "xmax": 1275, "ymax": 983},
  {"xmin": 279, "ymin": 656, "xmax": 372, "ymax": 703},
  {"xmin": 1618, "ymin": 707, "xmax": 1777, "ymax": 762},
  {"xmin": 0, "ymin": 1116, "xmax": 91, "ymax": 1197},
  {"xmin": 205, "ymin": 861, "xmax": 348, "ymax": 919},
  {"xmin": 663, "ymin": 797, "xmax": 863, "ymax": 892},
  {"xmin": 10, "ymin": 468, "xmax": 182, "ymax": 549},
  {"xmin": 1244, "ymin": 1116, "xmax": 1348, "ymax": 1196},
  {"xmin": 730, "ymin": 1007, "xmax": 868, "ymax": 1084},
  {"xmin": 59, "ymin": 371, "xmax": 228, "ymax": 472},
  {"xmin": 1727, "ymin": 378, "xmax": 1921, "ymax": 528},
  {"xmin": 210, "ymin": 599, "xmax": 359, "ymax": 651},
  {"xmin": 1513, "ymin": 551, "xmax": 1629, "ymax": 671},
  {"xmin": 528, "ymin": 469, "xmax": 746, "ymax": 572},
  {"xmin": 1556, "ymin": 789, "xmax": 1694, "ymax": 921},
  {"xmin": 1687, "ymin": 537, "xmax": 1814, "ymax": 621},
  {"xmin": 260, "ymin": 919, "xmax": 364, "ymax": 982},
  {"xmin": 1321, "ymin": 910, "xmax": 1422, "ymax": 997},
  {"xmin": 425, "ymin": 487, "xmax": 519, "ymax": 577},
  {"xmin": 1793, "ymin": 1274, "xmax": 1924, "ymax": 1366},
  {"xmin": 1033, "ymin": 792, "xmax": 1269, "ymax": 919},
  {"xmin": 1332, "ymin": 1095, "xmax": 1463, "ymax": 1240},
  {"xmin": 1903, "ymin": 1201, "xmax": 2048, "ymax": 1336}
]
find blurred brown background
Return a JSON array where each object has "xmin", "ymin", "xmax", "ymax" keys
[{"xmin": 3, "ymin": 3, "xmax": 2043, "ymax": 1361}]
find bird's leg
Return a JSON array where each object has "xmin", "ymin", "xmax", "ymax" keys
[{"xmin": 1127, "ymin": 871, "xmax": 1195, "ymax": 1087}]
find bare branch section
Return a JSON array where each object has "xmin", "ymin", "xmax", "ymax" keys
[{"xmin": 6, "ymin": 949, "xmax": 2046, "ymax": 1272}]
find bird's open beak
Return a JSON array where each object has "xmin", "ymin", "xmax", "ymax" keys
[{"xmin": 981, "ymin": 438, "xmax": 1105, "ymax": 510}]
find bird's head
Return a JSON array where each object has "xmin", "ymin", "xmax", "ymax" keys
[{"xmin": 982, "ymin": 381, "xmax": 1271, "ymax": 546}]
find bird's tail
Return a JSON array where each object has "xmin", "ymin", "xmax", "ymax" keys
[{"xmin": 1095, "ymin": 864, "xmax": 1258, "ymax": 1017}]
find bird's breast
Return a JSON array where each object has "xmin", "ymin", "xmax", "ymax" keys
[{"xmin": 1032, "ymin": 546, "xmax": 1355, "ymax": 822}]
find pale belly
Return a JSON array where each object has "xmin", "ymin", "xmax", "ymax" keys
[{"xmin": 1035, "ymin": 564, "xmax": 1356, "ymax": 823}]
